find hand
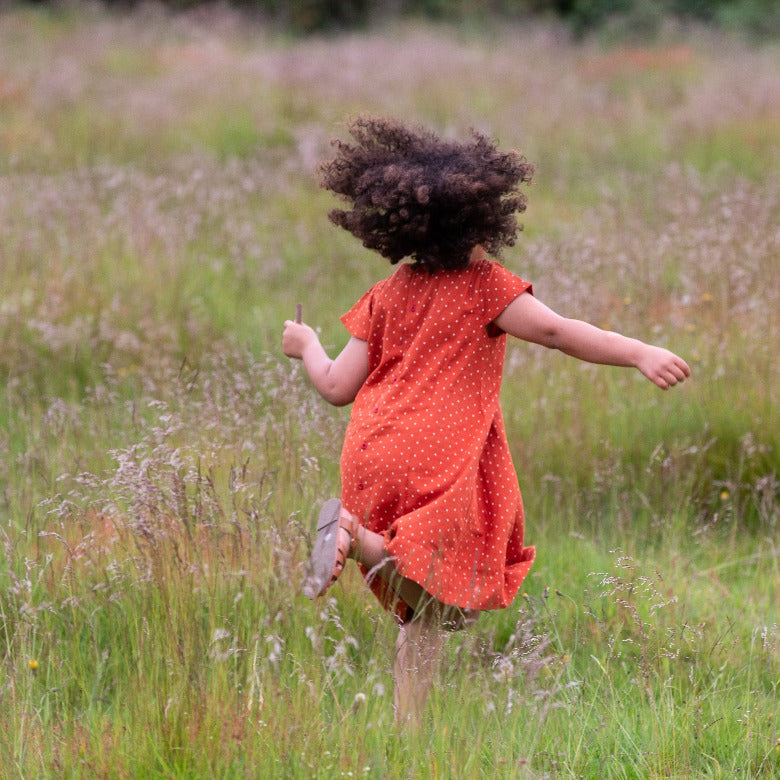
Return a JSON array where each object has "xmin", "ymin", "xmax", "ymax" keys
[
  {"xmin": 282, "ymin": 320, "xmax": 318, "ymax": 359},
  {"xmin": 636, "ymin": 345, "xmax": 691, "ymax": 389}
]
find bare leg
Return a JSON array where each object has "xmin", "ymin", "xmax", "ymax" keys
[
  {"xmin": 393, "ymin": 613, "xmax": 444, "ymax": 728},
  {"xmin": 335, "ymin": 509, "xmax": 478, "ymax": 725},
  {"xmin": 339, "ymin": 516, "xmax": 453, "ymax": 725},
  {"xmin": 342, "ymin": 513, "xmax": 476, "ymax": 625},
  {"xmin": 344, "ymin": 520, "xmax": 431, "ymax": 608}
]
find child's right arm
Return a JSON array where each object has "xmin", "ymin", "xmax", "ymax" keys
[
  {"xmin": 494, "ymin": 293, "xmax": 691, "ymax": 389},
  {"xmin": 282, "ymin": 320, "xmax": 369, "ymax": 406}
]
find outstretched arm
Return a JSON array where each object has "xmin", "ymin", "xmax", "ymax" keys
[
  {"xmin": 282, "ymin": 320, "xmax": 369, "ymax": 406},
  {"xmin": 493, "ymin": 293, "xmax": 691, "ymax": 389}
]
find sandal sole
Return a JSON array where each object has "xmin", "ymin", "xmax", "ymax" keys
[{"xmin": 302, "ymin": 498, "xmax": 342, "ymax": 599}]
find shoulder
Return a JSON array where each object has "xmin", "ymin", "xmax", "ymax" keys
[
  {"xmin": 345, "ymin": 264, "xmax": 410, "ymax": 314},
  {"xmin": 356, "ymin": 266, "xmax": 402, "ymax": 300},
  {"xmin": 370, "ymin": 263, "xmax": 416, "ymax": 295},
  {"xmin": 471, "ymin": 257, "xmax": 514, "ymax": 276},
  {"xmin": 468, "ymin": 258, "xmax": 525, "ymax": 288}
]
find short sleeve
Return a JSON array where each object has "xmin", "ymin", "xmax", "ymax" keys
[
  {"xmin": 341, "ymin": 281, "xmax": 384, "ymax": 340},
  {"xmin": 480, "ymin": 261, "xmax": 533, "ymax": 327}
]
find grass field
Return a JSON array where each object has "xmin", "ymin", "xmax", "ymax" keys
[{"xmin": 0, "ymin": 5, "xmax": 778, "ymax": 777}]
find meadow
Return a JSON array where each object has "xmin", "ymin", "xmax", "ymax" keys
[{"xmin": 0, "ymin": 4, "xmax": 778, "ymax": 777}]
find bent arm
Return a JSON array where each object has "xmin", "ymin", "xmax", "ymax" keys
[
  {"xmin": 493, "ymin": 292, "xmax": 691, "ymax": 390},
  {"xmin": 283, "ymin": 321, "xmax": 369, "ymax": 406}
]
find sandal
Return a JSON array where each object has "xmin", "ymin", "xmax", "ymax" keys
[{"xmin": 302, "ymin": 498, "xmax": 359, "ymax": 599}]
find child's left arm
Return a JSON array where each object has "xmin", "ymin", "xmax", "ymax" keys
[
  {"xmin": 283, "ymin": 320, "xmax": 369, "ymax": 406},
  {"xmin": 494, "ymin": 293, "xmax": 691, "ymax": 389}
]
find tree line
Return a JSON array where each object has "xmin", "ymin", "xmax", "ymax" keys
[{"xmin": 92, "ymin": 0, "xmax": 777, "ymax": 38}]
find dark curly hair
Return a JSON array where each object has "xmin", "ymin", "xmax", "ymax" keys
[{"xmin": 318, "ymin": 116, "xmax": 534, "ymax": 272}]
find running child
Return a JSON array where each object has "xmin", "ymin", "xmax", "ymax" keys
[{"xmin": 282, "ymin": 115, "xmax": 690, "ymax": 726}]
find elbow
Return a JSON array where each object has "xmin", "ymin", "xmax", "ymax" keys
[
  {"xmin": 539, "ymin": 319, "xmax": 567, "ymax": 351},
  {"xmin": 314, "ymin": 360, "xmax": 363, "ymax": 406},
  {"xmin": 320, "ymin": 383, "xmax": 355, "ymax": 407},
  {"xmin": 325, "ymin": 393, "xmax": 352, "ymax": 407}
]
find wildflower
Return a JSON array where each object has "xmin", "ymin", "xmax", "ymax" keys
[
  {"xmin": 701, "ymin": 293, "xmax": 714, "ymax": 303},
  {"xmin": 720, "ymin": 490, "xmax": 730, "ymax": 501},
  {"xmin": 27, "ymin": 659, "xmax": 38, "ymax": 672}
]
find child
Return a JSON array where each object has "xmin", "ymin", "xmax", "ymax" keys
[{"xmin": 282, "ymin": 116, "xmax": 690, "ymax": 726}]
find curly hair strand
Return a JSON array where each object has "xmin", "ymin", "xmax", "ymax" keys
[{"xmin": 318, "ymin": 115, "xmax": 534, "ymax": 272}]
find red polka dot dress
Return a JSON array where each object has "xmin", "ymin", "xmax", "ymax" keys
[{"xmin": 340, "ymin": 257, "xmax": 536, "ymax": 620}]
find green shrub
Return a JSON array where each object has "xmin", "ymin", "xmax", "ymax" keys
[
  {"xmin": 554, "ymin": 0, "xmax": 780, "ymax": 39},
  {"xmin": 58, "ymin": 0, "xmax": 780, "ymax": 36},
  {"xmin": 716, "ymin": 0, "xmax": 780, "ymax": 38},
  {"xmin": 252, "ymin": 0, "xmax": 371, "ymax": 32}
]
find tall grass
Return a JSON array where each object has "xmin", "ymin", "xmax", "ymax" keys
[{"xmin": 0, "ymin": 5, "xmax": 778, "ymax": 777}]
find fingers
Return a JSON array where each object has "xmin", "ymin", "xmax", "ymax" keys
[
  {"xmin": 661, "ymin": 369, "xmax": 683, "ymax": 388},
  {"xmin": 661, "ymin": 373, "xmax": 678, "ymax": 389},
  {"xmin": 670, "ymin": 356, "xmax": 692, "ymax": 382},
  {"xmin": 671, "ymin": 355, "xmax": 691, "ymax": 379},
  {"xmin": 282, "ymin": 319, "xmax": 313, "ymax": 360},
  {"xmin": 643, "ymin": 352, "xmax": 690, "ymax": 389},
  {"xmin": 657, "ymin": 357, "xmax": 692, "ymax": 389}
]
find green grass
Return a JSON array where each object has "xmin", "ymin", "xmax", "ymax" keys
[{"xmin": 0, "ymin": 6, "xmax": 778, "ymax": 778}]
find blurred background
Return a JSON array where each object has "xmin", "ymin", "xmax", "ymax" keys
[{"xmin": 0, "ymin": 1, "xmax": 778, "ymax": 776}]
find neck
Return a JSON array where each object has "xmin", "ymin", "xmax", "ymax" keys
[{"xmin": 469, "ymin": 245, "xmax": 487, "ymax": 263}]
